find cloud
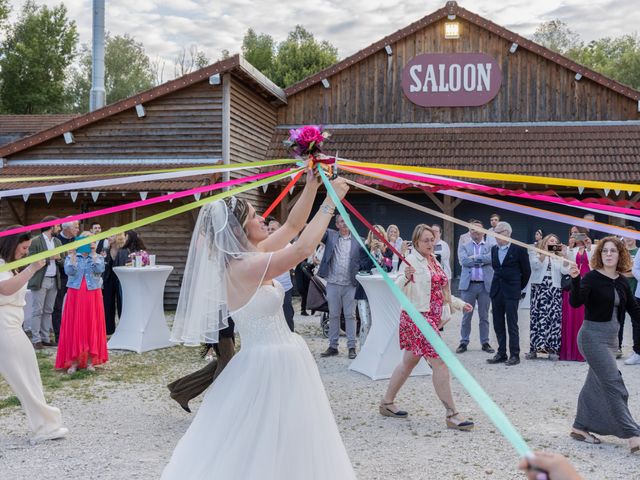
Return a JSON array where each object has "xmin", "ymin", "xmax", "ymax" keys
[{"xmin": 5, "ymin": 0, "xmax": 640, "ymax": 80}]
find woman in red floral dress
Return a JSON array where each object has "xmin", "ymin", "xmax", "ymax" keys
[{"xmin": 380, "ymin": 224, "xmax": 474, "ymax": 431}]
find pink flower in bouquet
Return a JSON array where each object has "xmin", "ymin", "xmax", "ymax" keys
[
  {"xmin": 284, "ymin": 125, "xmax": 330, "ymax": 157},
  {"xmin": 129, "ymin": 250, "xmax": 150, "ymax": 266},
  {"xmin": 383, "ymin": 256, "xmax": 392, "ymax": 269}
]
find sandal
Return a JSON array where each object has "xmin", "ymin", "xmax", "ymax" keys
[
  {"xmin": 379, "ymin": 401, "xmax": 408, "ymax": 418},
  {"xmin": 570, "ymin": 431, "xmax": 601, "ymax": 444},
  {"xmin": 446, "ymin": 412, "xmax": 474, "ymax": 431}
]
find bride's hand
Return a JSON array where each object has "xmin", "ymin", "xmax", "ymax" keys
[
  {"xmin": 305, "ymin": 164, "xmax": 320, "ymax": 189},
  {"xmin": 330, "ymin": 178, "xmax": 349, "ymax": 201}
]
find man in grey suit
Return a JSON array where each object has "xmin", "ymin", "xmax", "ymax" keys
[
  {"xmin": 456, "ymin": 220, "xmax": 495, "ymax": 354},
  {"xmin": 317, "ymin": 214, "xmax": 363, "ymax": 360}
]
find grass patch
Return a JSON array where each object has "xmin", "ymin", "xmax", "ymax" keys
[{"xmin": 0, "ymin": 395, "xmax": 21, "ymax": 410}]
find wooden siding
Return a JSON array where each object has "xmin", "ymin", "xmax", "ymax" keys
[
  {"xmin": 0, "ymin": 196, "xmax": 195, "ymax": 309},
  {"xmin": 9, "ymin": 81, "xmax": 224, "ymax": 161},
  {"xmin": 229, "ymin": 74, "xmax": 278, "ymax": 213},
  {"xmin": 279, "ymin": 19, "xmax": 639, "ymax": 125}
]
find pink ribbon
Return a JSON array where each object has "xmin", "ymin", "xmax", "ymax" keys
[
  {"xmin": 0, "ymin": 169, "xmax": 292, "ymax": 238},
  {"xmin": 347, "ymin": 165, "xmax": 640, "ymax": 220}
]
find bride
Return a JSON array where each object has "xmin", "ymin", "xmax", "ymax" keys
[{"xmin": 162, "ymin": 172, "xmax": 356, "ymax": 479}]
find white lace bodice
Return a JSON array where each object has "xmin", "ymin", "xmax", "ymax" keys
[{"xmin": 231, "ymin": 280, "xmax": 294, "ymax": 348}]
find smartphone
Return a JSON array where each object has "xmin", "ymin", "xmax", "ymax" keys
[
  {"xmin": 572, "ymin": 233, "xmax": 587, "ymax": 242},
  {"xmin": 547, "ymin": 244, "xmax": 563, "ymax": 252}
]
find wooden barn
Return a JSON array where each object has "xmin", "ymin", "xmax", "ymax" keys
[{"xmin": 2, "ymin": 0, "xmax": 640, "ymax": 298}]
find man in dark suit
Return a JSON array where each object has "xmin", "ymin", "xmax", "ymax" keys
[
  {"xmin": 487, "ymin": 221, "xmax": 531, "ymax": 366},
  {"xmin": 317, "ymin": 214, "xmax": 364, "ymax": 360}
]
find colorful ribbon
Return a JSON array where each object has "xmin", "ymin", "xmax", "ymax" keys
[
  {"xmin": 0, "ymin": 159, "xmax": 298, "ymax": 198},
  {"xmin": 342, "ymin": 165, "xmax": 640, "ymax": 241},
  {"xmin": 0, "ymin": 158, "xmax": 297, "ymax": 184},
  {"xmin": 0, "ymin": 169, "xmax": 293, "ymax": 239},
  {"xmin": 337, "ymin": 159, "xmax": 640, "ymax": 193},
  {"xmin": 344, "ymin": 165, "xmax": 640, "ymax": 222},
  {"xmin": 320, "ymin": 169, "xmax": 531, "ymax": 457},
  {"xmin": 262, "ymin": 170, "xmax": 304, "ymax": 218},
  {"xmin": 0, "ymin": 170, "xmax": 295, "ymax": 273}
]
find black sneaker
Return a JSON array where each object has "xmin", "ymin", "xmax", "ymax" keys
[
  {"xmin": 348, "ymin": 348, "xmax": 357, "ymax": 359},
  {"xmin": 320, "ymin": 347, "xmax": 339, "ymax": 357},
  {"xmin": 505, "ymin": 356, "xmax": 520, "ymax": 366},
  {"xmin": 486, "ymin": 354, "xmax": 507, "ymax": 364},
  {"xmin": 456, "ymin": 343, "xmax": 467, "ymax": 354}
]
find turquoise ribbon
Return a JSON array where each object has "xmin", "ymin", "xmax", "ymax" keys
[{"xmin": 319, "ymin": 168, "xmax": 532, "ymax": 457}]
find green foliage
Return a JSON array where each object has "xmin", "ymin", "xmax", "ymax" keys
[
  {"xmin": 532, "ymin": 20, "xmax": 583, "ymax": 55},
  {"xmin": 533, "ymin": 19, "xmax": 640, "ymax": 90},
  {"xmin": 241, "ymin": 25, "xmax": 338, "ymax": 88},
  {"xmin": 571, "ymin": 35, "xmax": 640, "ymax": 90},
  {"xmin": 0, "ymin": 0, "xmax": 10, "ymax": 26},
  {"xmin": 0, "ymin": 1, "xmax": 78, "ymax": 114},
  {"xmin": 242, "ymin": 28, "xmax": 276, "ymax": 74},
  {"xmin": 67, "ymin": 33, "xmax": 155, "ymax": 113}
]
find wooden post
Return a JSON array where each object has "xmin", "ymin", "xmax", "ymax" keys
[{"xmin": 221, "ymin": 73, "xmax": 231, "ymax": 187}]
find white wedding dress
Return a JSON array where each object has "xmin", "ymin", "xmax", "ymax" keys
[{"xmin": 161, "ymin": 281, "xmax": 357, "ymax": 480}]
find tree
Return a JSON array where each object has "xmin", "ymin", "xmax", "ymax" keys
[
  {"xmin": 242, "ymin": 28, "xmax": 275, "ymax": 74},
  {"xmin": 241, "ymin": 25, "xmax": 338, "ymax": 88},
  {"xmin": 0, "ymin": 0, "xmax": 9, "ymax": 27},
  {"xmin": 173, "ymin": 45, "xmax": 210, "ymax": 78},
  {"xmin": 572, "ymin": 35, "xmax": 640, "ymax": 89},
  {"xmin": 67, "ymin": 33, "xmax": 155, "ymax": 112},
  {"xmin": 532, "ymin": 20, "xmax": 583, "ymax": 55},
  {"xmin": 0, "ymin": 1, "xmax": 78, "ymax": 114}
]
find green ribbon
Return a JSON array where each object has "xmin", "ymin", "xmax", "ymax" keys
[
  {"xmin": 0, "ymin": 169, "xmax": 297, "ymax": 273},
  {"xmin": 319, "ymin": 168, "xmax": 531, "ymax": 457}
]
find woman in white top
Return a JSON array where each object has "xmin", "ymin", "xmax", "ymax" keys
[
  {"xmin": 431, "ymin": 224, "xmax": 451, "ymax": 279},
  {"xmin": 0, "ymin": 227, "xmax": 67, "ymax": 443},
  {"xmin": 379, "ymin": 224, "xmax": 473, "ymax": 430},
  {"xmin": 386, "ymin": 224, "xmax": 406, "ymax": 271},
  {"xmin": 526, "ymin": 234, "xmax": 570, "ymax": 361}
]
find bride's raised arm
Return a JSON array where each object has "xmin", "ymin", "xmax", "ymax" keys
[{"xmin": 258, "ymin": 169, "xmax": 320, "ymax": 252}]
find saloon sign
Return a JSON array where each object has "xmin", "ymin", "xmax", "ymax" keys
[{"xmin": 401, "ymin": 53, "xmax": 502, "ymax": 107}]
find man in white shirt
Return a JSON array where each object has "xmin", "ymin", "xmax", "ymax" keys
[
  {"xmin": 27, "ymin": 217, "xmax": 62, "ymax": 349},
  {"xmin": 485, "ymin": 213, "xmax": 500, "ymax": 248}
]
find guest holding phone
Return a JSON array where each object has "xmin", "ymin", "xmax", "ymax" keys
[
  {"xmin": 55, "ymin": 232, "xmax": 108, "ymax": 374},
  {"xmin": 526, "ymin": 234, "xmax": 571, "ymax": 361}
]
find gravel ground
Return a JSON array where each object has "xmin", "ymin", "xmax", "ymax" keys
[{"xmin": 1, "ymin": 303, "xmax": 639, "ymax": 480}]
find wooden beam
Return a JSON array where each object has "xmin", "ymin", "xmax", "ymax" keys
[
  {"xmin": 442, "ymin": 196, "xmax": 458, "ymax": 275},
  {"xmin": 424, "ymin": 191, "xmax": 444, "ymax": 211},
  {"xmin": 6, "ymin": 199, "xmax": 26, "ymax": 225},
  {"xmin": 221, "ymin": 73, "xmax": 231, "ymax": 187}
]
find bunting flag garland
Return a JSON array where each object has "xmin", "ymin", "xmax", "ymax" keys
[{"xmin": 320, "ymin": 168, "xmax": 532, "ymax": 458}]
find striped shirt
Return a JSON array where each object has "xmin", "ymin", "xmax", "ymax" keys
[{"xmin": 327, "ymin": 234, "xmax": 352, "ymax": 285}]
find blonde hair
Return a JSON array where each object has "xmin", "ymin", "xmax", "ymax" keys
[
  {"xmin": 366, "ymin": 225, "xmax": 387, "ymax": 247},
  {"xmin": 112, "ymin": 232, "xmax": 126, "ymax": 249},
  {"xmin": 387, "ymin": 224, "xmax": 400, "ymax": 240},
  {"xmin": 411, "ymin": 224, "xmax": 435, "ymax": 246},
  {"xmin": 590, "ymin": 236, "xmax": 632, "ymax": 272}
]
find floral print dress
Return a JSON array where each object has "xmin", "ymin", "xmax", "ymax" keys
[{"xmin": 399, "ymin": 260, "xmax": 447, "ymax": 359}]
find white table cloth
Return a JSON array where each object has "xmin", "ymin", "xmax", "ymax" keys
[
  {"xmin": 349, "ymin": 273, "xmax": 430, "ymax": 380},
  {"xmin": 108, "ymin": 265, "xmax": 174, "ymax": 353}
]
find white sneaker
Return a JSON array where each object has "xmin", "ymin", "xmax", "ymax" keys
[
  {"xmin": 624, "ymin": 352, "xmax": 640, "ymax": 365},
  {"xmin": 30, "ymin": 427, "xmax": 68, "ymax": 444}
]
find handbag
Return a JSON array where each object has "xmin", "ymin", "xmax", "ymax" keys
[{"xmin": 561, "ymin": 274, "xmax": 573, "ymax": 291}]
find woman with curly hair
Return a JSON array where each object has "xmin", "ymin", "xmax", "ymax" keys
[{"xmin": 568, "ymin": 236, "xmax": 640, "ymax": 453}]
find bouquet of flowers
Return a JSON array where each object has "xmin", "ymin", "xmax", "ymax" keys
[
  {"xmin": 283, "ymin": 125, "xmax": 330, "ymax": 158},
  {"xmin": 129, "ymin": 250, "xmax": 150, "ymax": 266}
]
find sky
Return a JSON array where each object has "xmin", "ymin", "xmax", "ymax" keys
[{"xmin": 6, "ymin": 0, "xmax": 640, "ymax": 80}]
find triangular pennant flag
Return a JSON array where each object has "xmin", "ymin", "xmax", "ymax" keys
[
  {"xmin": 91, "ymin": 192, "xmax": 100, "ymax": 202},
  {"xmin": 629, "ymin": 191, "xmax": 634, "ymax": 196},
  {"xmin": 614, "ymin": 189, "xmax": 621, "ymax": 196},
  {"xmin": 262, "ymin": 184, "xmax": 268, "ymax": 193},
  {"xmin": 44, "ymin": 191, "xmax": 53, "ymax": 203},
  {"xmin": 604, "ymin": 188, "xmax": 610, "ymax": 196},
  {"xmin": 193, "ymin": 193, "xmax": 201, "ymax": 201},
  {"xmin": 168, "ymin": 192, "xmax": 175, "ymax": 203},
  {"xmin": 289, "ymin": 185, "xmax": 295, "ymax": 195},
  {"xmin": 70, "ymin": 192, "xmax": 79, "ymax": 202},
  {"xmin": 577, "ymin": 186, "xmax": 584, "ymax": 195},
  {"xmin": 22, "ymin": 193, "xmax": 30, "ymax": 202},
  {"xmin": 139, "ymin": 192, "xmax": 148, "ymax": 200}
]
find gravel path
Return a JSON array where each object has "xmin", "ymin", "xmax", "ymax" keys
[{"xmin": 1, "ymin": 305, "xmax": 639, "ymax": 480}]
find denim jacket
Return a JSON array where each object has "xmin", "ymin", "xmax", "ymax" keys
[{"xmin": 64, "ymin": 254, "xmax": 105, "ymax": 290}]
